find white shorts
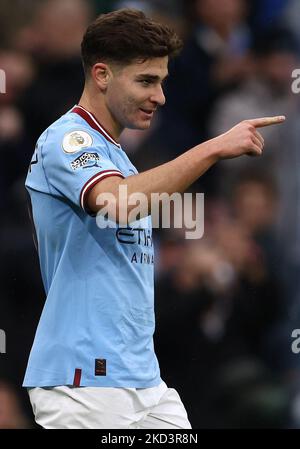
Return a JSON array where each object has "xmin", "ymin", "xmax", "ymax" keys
[{"xmin": 28, "ymin": 381, "xmax": 192, "ymax": 429}]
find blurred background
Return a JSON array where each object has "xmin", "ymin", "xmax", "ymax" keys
[{"xmin": 1, "ymin": 0, "xmax": 300, "ymax": 429}]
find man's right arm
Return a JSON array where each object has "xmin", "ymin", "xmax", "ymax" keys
[{"xmin": 87, "ymin": 116, "xmax": 285, "ymax": 222}]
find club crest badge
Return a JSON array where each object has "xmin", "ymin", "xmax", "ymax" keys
[{"xmin": 62, "ymin": 130, "xmax": 93, "ymax": 154}]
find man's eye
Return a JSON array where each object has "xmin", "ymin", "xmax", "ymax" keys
[{"xmin": 140, "ymin": 80, "xmax": 151, "ymax": 86}]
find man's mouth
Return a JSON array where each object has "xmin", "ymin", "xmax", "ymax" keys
[{"xmin": 140, "ymin": 108, "xmax": 155, "ymax": 117}]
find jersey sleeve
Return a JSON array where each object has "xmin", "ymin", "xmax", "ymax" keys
[{"xmin": 42, "ymin": 128, "xmax": 124, "ymax": 213}]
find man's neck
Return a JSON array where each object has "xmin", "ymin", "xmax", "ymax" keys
[{"xmin": 78, "ymin": 88, "xmax": 123, "ymax": 141}]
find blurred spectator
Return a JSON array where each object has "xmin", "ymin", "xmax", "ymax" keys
[
  {"xmin": 154, "ymin": 172, "xmax": 286, "ymax": 427},
  {"xmin": 155, "ymin": 193, "xmax": 286, "ymax": 427},
  {"xmin": 283, "ymin": 0, "xmax": 300, "ymax": 46},
  {"xmin": 0, "ymin": 0, "xmax": 38, "ymax": 48},
  {"xmin": 208, "ymin": 30, "xmax": 300, "ymax": 388},
  {"xmin": 14, "ymin": 0, "xmax": 93, "ymax": 58},
  {"xmin": 209, "ymin": 27, "xmax": 299, "ymax": 273},
  {"xmin": 17, "ymin": 0, "xmax": 93, "ymax": 144},
  {"xmin": 231, "ymin": 173, "xmax": 278, "ymax": 236},
  {"xmin": 210, "ymin": 26, "xmax": 298, "ymax": 176},
  {"xmin": 0, "ymin": 381, "xmax": 31, "ymax": 428},
  {"xmin": 0, "ymin": 50, "xmax": 34, "ymax": 105},
  {"xmin": 131, "ymin": 0, "xmax": 254, "ymax": 194},
  {"xmin": 164, "ymin": 0, "xmax": 254, "ymax": 141},
  {"xmin": 229, "ymin": 171, "xmax": 281, "ymax": 277},
  {"xmin": 0, "ymin": 50, "xmax": 35, "ymax": 209}
]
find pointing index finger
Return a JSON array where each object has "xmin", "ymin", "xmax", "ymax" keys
[{"xmin": 248, "ymin": 116, "xmax": 286, "ymax": 128}]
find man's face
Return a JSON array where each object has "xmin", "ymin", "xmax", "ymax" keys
[{"xmin": 105, "ymin": 56, "xmax": 168, "ymax": 131}]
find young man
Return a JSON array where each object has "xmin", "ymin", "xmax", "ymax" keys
[{"xmin": 24, "ymin": 9, "xmax": 285, "ymax": 429}]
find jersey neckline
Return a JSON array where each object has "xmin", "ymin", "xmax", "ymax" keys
[{"xmin": 71, "ymin": 105, "xmax": 121, "ymax": 148}]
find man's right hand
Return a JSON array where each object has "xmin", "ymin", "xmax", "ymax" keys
[{"xmin": 213, "ymin": 116, "xmax": 286, "ymax": 160}]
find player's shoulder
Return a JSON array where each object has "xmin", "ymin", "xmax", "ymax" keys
[{"xmin": 38, "ymin": 108, "xmax": 109, "ymax": 156}]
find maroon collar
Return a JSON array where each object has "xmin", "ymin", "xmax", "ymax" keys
[{"xmin": 71, "ymin": 105, "xmax": 120, "ymax": 148}]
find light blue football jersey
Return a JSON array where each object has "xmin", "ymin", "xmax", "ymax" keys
[{"xmin": 23, "ymin": 105, "xmax": 161, "ymax": 388}]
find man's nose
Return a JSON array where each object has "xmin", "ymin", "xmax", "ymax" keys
[{"xmin": 150, "ymin": 85, "xmax": 166, "ymax": 106}]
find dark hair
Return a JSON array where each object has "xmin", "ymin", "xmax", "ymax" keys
[{"xmin": 81, "ymin": 8, "xmax": 183, "ymax": 74}]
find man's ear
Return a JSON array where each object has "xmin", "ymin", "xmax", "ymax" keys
[{"xmin": 91, "ymin": 63, "xmax": 112, "ymax": 91}]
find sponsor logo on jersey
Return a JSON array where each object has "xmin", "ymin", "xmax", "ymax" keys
[
  {"xmin": 70, "ymin": 152, "xmax": 101, "ymax": 170},
  {"xmin": 62, "ymin": 130, "xmax": 93, "ymax": 154},
  {"xmin": 95, "ymin": 359, "xmax": 106, "ymax": 376}
]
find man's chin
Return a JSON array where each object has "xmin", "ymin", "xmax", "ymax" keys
[{"xmin": 139, "ymin": 121, "xmax": 151, "ymax": 130}]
